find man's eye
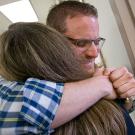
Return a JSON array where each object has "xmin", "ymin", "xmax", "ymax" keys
[
  {"xmin": 94, "ymin": 40, "xmax": 100, "ymax": 45},
  {"xmin": 76, "ymin": 40, "xmax": 88, "ymax": 47}
]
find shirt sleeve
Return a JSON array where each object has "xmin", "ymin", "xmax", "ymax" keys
[{"xmin": 20, "ymin": 78, "xmax": 64, "ymax": 133}]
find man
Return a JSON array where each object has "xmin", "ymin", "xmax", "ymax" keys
[
  {"xmin": 46, "ymin": 0, "xmax": 135, "ymax": 101},
  {"xmin": 46, "ymin": 1, "xmax": 135, "ymax": 132}
]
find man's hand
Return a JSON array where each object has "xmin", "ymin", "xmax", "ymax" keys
[
  {"xmin": 93, "ymin": 67, "xmax": 117, "ymax": 100},
  {"xmin": 109, "ymin": 67, "xmax": 135, "ymax": 99}
]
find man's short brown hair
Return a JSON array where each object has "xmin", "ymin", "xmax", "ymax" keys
[{"xmin": 46, "ymin": 1, "xmax": 98, "ymax": 33}]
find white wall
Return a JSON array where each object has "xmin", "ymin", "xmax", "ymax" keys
[
  {"xmin": 30, "ymin": 0, "xmax": 55, "ymax": 23},
  {"xmin": 85, "ymin": 0, "xmax": 133, "ymax": 72}
]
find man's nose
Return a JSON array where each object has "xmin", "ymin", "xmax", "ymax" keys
[{"xmin": 85, "ymin": 44, "xmax": 99, "ymax": 58}]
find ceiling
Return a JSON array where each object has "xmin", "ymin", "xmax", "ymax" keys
[{"xmin": 0, "ymin": 0, "xmax": 57, "ymax": 33}]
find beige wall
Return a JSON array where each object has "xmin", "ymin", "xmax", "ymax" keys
[
  {"xmin": 110, "ymin": 0, "xmax": 135, "ymax": 73},
  {"xmin": 30, "ymin": 0, "xmax": 55, "ymax": 23}
]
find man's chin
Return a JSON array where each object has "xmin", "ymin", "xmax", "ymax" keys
[
  {"xmin": 81, "ymin": 62, "xmax": 95, "ymax": 75},
  {"xmin": 87, "ymin": 68, "xmax": 95, "ymax": 75},
  {"xmin": 83, "ymin": 65, "xmax": 95, "ymax": 75}
]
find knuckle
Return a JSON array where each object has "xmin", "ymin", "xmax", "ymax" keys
[
  {"xmin": 119, "ymin": 94, "xmax": 125, "ymax": 98},
  {"xmin": 131, "ymin": 81, "xmax": 135, "ymax": 86},
  {"xmin": 129, "ymin": 80, "xmax": 135, "ymax": 86},
  {"xmin": 113, "ymin": 82, "xmax": 118, "ymax": 88},
  {"xmin": 126, "ymin": 93, "xmax": 130, "ymax": 97},
  {"xmin": 119, "ymin": 89, "xmax": 124, "ymax": 93},
  {"xmin": 121, "ymin": 93, "xmax": 128, "ymax": 98},
  {"xmin": 116, "ymin": 88, "xmax": 122, "ymax": 94},
  {"xmin": 123, "ymin": 91, "xmax": 130, "ymax": 97},
  {"xmin": 110, "ymin": 74, "xmax": 115, "ymax": 81},
  {"xmin": 126, "ymin": 72, "xmax": 133, "ymax": 78},
  {"xmin": 131, "ymin": 78, "xmax": 135, "ymax": 83},
  {"xmin": 121, "ymin": 67, "xmax": 128, "ymax": 72}
]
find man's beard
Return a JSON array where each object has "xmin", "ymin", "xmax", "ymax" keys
[{"xmin": 79, "ymin": 58, "xmax": 96, "ymax": 75}]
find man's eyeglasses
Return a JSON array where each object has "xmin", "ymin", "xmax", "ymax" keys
[{"xmin": 66, "ymin": 36, "xmax": 106, "ymax": 49}]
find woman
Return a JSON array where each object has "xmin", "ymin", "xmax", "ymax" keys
[{"xmin": 0, "ymin": 22, "xmax": 133, "ymax": 135}]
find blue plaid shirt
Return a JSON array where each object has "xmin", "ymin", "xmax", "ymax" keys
[{"xmin": 0, "ymin": 76, "xmax": 63, "ymax": 135}]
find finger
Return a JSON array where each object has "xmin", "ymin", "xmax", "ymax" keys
[
  {"xmin": 112, "ymin": 73, "xmax": 133, "ymax": 88},
  {"xmin": 110, "ymin": 67, "xmax": 128, "ymax": 81},
  {"xmin": 103, "ymin": 68, "xmax": 116, "ymax": 76},
  {"xmin": 115, "ymin": 79, "xmax": 135, "ymax": 94},
  {"xmin": 119, "ymin": 88, "xmax": 135, "ymax": 98}
]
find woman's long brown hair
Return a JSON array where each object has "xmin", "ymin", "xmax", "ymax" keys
[
  {"xmin": 53, "ymin": 100, "xmax": 126, "ymax": 135},
  {"xmin": 0, "ymin": 22, "xmax": 126, "ymax": 135}
]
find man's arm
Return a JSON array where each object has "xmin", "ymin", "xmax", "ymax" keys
[{"xmin": 52, "ymin": 75, "xmax": 116, "ymax": 128}]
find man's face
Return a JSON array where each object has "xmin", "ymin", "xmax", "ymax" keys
[{"xmin": 64, "ymin": 15, "xmax": 100, "ymax": 74}]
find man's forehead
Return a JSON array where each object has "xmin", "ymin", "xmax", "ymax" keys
[
  {"xmin": 65, "ymin": 15, "xmax": 98, "ymax": 29},
  {"xmin": 64, "ymin": 15, "xmax": 99, "ymax": 38}
]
